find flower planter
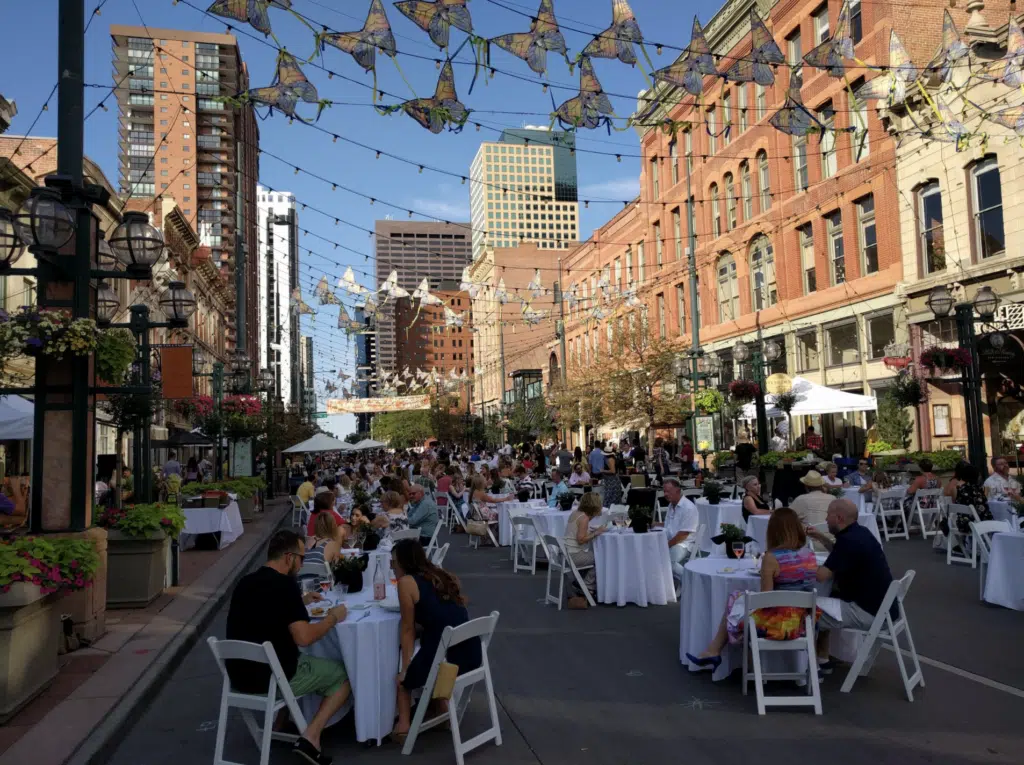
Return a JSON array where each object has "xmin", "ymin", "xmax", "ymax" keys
[
  {"xmin": 0, "ymin": 583, "xmax": 60, "ymax": 723},
  {"xmin": 105, "ymin": 530, "xmax": 170, "ymax": 608},
  {"xmin": 236, "ymin": 496, "xmax": 256, "ymax": 523}
]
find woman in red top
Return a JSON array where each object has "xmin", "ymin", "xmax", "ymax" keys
[{"xmin": 305, "ymin": 491, "xmax": 348, "ymax": 542}]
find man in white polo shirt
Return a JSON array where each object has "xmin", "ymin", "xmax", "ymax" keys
[{"xmin": 659, "ymin": 478, "xmax": 699, "ymax": 582}]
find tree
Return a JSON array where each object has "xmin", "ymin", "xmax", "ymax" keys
[
  {"xmin": 344, "ymin": 432, "xmax": 363, "ymax": 445},
  {"xmin": 548, "ymin": 363, "xmax": 605, "ymax": 437},
  {"xmin": 506, "ymin": 398, "xmax": 553, "ymax": 444},
  {"xmin": 370, "ymin": 409, "xmax": 433, "ymax": 449},
  {"xmin": 877, "ymin": 390, "xmax": 913, "ymax": 450}
]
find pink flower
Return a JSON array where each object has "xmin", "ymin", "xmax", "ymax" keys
[
  {"xmin": 31, "ymin": 576, "xmax": 41, "ymax": 585},
  {"xmin": 161, "ymin": 518, "xmax": 169, "ymax": 525},
  {"xmin": 69, "ymin": 560, "xmax": 79, "ymax": 569},
  {"xmin": 29, "ymin": 558, "xmax": 41, "ymax": 567},
  {"xmin": 74, "ymin": 577, "xmax": 84, "ymax": 587},
  {"xmin": 1, "ymin": 585, "xmax": 9, "ymax": 593}
]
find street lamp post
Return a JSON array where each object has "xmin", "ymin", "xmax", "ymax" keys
[
  {"xmin": 733, "ymin": 338, "xmax": 782, "ymax": 456},
  {"xmin": 257, "ymin": 367, "xmax": 276, "ymax": 499},
  {"xmin": 672, "ymin": 351, "xmax": 722, "ymax": 449},
  {"xmin": 191, "ymin": 348, "xmax": 225, "ymax": 481}
]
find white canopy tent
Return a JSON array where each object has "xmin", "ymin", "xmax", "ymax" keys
[
  {"xmin": 0, "ymin": 396, "xmax": 33, "ymax": 440},
  {"xmin": 351, "ymin": 438, "xmax": 387, "ymax": 450},
  {"xmin": 739, "ymin": 376, "xmax": 878, "ymax": 419},
  {"xmin": 283, "ymin": 433, "xmax": 353, "ymax": 453}
]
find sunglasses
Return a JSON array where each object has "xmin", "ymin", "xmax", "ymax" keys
[{"xmin": 287, "ymin": 551, "xmax": 306, "ymax": 561}]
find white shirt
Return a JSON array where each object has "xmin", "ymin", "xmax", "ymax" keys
[
  {"xmin": 664, "ymin": 496, "xmax": 699, "ymax": 547},
  {"xmin": 983, "ymin": 471, "xmax": 1021, "ymax": 499},
  {"xmin": 822, "ymin": 475, "xmax": 843, "ymax": 488}
]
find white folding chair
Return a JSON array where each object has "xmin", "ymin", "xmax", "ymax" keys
[
  {"xmin": 911, "ymin": 488, "xmax": 942, "ymax": 539},
  {"xmin": 391, "ymin": 528, "xmax": 420, "ymax": 542},
  {"xmin": 436, "ymin": 493, "xmax": 450, "ymax": 529},
  {"xmin": 741, "ymin": 590, "xmax": 822, "ymax": 715},
  {"xmin": 207, "ymin": 637, "xmax": 308, "ymax": 765},
  {"xmin": 690, "ymin": 523, "xmax": 710, "ymax": 558},
  {"xmin": 970, "ymin": 520, "xmax": 1013, "ymax": 600},
  {"xmin": 510, "ymin": 516, "xmax": 540, "ymax": 575},
  {"xmin": 297, "ymin": 558, "xmax": 331, "ymax": 581},
  {"xmin": 289, "ymin": 496, "xmax": 306, "ymax": 528},
  {"xmin": 430, "ymin": 542, "xmax": 451, "ymax": 567},
  {"xmin": 540, "ymin": 534, "xmax": 595, "ymax": 610},
  {"xmin": 875, "ymin": 488, "xmax": 909, "ymax": 541},
  {"xmin": 681, "ymin": 489, "xmax": 704, "ymax": 502},
  {"xmin": 424, "ymin": 519, "xmax": 443, "ymax": 559},
  {"xmin": 402, "ymin": 612, "xmax": 502, "ymax": 765},
  {"xmin": 946, "ymin": 503, "xmax": 981, "ymax": 567},
  {"xmin": 839, "ymin": 570, "xmax": 924, "ymax": 701}
]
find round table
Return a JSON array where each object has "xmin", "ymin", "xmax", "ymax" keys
[
  {"xmin": 983, "ymin": 531, "xmax": 1024, "ymax": 611},
  {"xmin": 744, "ymin": 511, "xmax": 882, "ymax": 552},
  {"xmin": 300, "ymin": 584, "xmax": 401, "ymax": 744},
  {"xmin": 841, "ymin": 487, "xmax": 872, "ymax": 513},
  {"xmin": 179, "ymin": 501, "xmax": 244, "ymax": 550},
  {"xmin": 693, "ymin": 499, "xmax": 745, "ymax": 553},
  {"xmin": 594, "ymin": 528, "xmax": 675, "ymax": 607},
  {"xmin": 497, "ymin": 500, "xmax": 548, "ymax": 546}
]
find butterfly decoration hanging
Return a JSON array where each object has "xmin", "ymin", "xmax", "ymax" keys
[
  {"xmin": 314, "ymin": 275, "xmax": 342, "ymax": 305},
  {"xmin": 925, "ymin": 10, "xmax": 970, "ymax": 88},
  {"xmin": 493, "ymin": 277, "xmax": 513, "ymax": 304},
  {"xmin": 552, "ymin": 57, "xmax": 615, "ymax": 131},
  {"xmin": 580, "ymin": 0, "xmax": 649, "ymax": 69},
  {"xmin": 854, "ymin": 32, "xmax": 915, "ymax": 107},
  {"xmin": 357, "ymin": 293, "xmax": 380, "ymax": 318},
  {"xmin": 489, "ymin": 0, "xmax": 569, "ymax": 76},
  {"xmin": 409, "ymin": 277, "xmax": 445, "ymax": 326},
  {"xmin": 802, "ymin": 0, "xmax": 853, "ymax": 78},
  {"xmin": 377, "ymin": 61, "xmax": 470, "ymax": 133},
  {"xmin": 930, "ymin": 95, "xmax": 970, "ymax": 147},
  {"xmin": 589, "ymin": 305, "xmax": 612, "ymax": 321},
  {"xmin": 318, "ymin": 0, "xmax": 398, "ymax": 96},
  {"xmin": 444, "ymin": 306, "xmax": 465, "ymax": 328},
  {"xmin": 620, "ymin": 285, "xmax": 642, "ymax": 309},
  {"xmin": 651, "ymin": 17, "xmax": 717, "ymax": 96},
  {"xmin": 459, "ymin": 265, "xmax": 482, "ymax": 298},
  {"xmin": 206, "ymin": 0, "xmax": 305, "ymax": 38},
  {"xmin": 338, "ymin": 370, "xmax": 351, "ymax": 381},
  {"xmin": 521, "ymin": 302, "xmax": 550, "ymax": 325},
  {"xmin": 290, "ymin": 287, "xmax": 315, "ymax": 316},
  {"xmin": 986, "ymin": 104, "xmax": 1024, "ymax": 136},
  {"xmin": 337, "ymin": 305, "xmax": 365, "ymax": 334},
  {"xmin": 394, "ymin": 0, "xmax": 473, "ymax": 49},
  {"xmin": 768, "ymin": 68, "xmax": 822, "ymax": 136},
  {"xmin": 725, "ymin": 11, "xmax": 785, "ymax": 86},
  {"xmin": 997, "ymin": 18, "xmax": 1024, "ymax": 88},
  {"xmin": 564, "ymin": 282, "xmax": 579, "ymax": 310},
  {"xmin": 378, "ymin": 270, "xmax": 411, "ymax": 301},
  {"xmin": 338, "ymin": 266, "xmax": 370, "ymax": 296},
  {"xmin": 526, "ymin": 268, "xmax": 547, "ymax": 299},
  {"xmin": 240, "ymin": 51, "xmax": 326, "ymax": 122}
]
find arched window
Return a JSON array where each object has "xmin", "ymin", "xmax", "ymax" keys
[
  {"xmin": 757, "ymin": 151, "xmax": 770, "ymax": 212},
  {"xmin": 716, "ymin": 253, "xmax": 739, "ymax": 323},
  {"xmin": 740, "ymin": 161, "xmax": 753, "ymax": 220},
  {"xmin": 549, "ymin": 352, "xmax": 560, "ymax": 383},
  {"xmin": 711, "ymin": 183, "xmax": 721, "ymax": 237},
  {"xmin": 725, "ymin": 173, "xmax": 737, "ymax": 230},
  {"xmin": 749, "ymin": 235, "xmax": 777, "ymax": 311}
]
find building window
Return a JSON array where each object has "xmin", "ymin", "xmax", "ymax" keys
[
  {"xmin": 741, "ymin": 161, "xmax": 753, "ymax": 220},
  {"xmin": 757, "ymin": 151, "xmax": 771, "ymax": 211},
  {"xmin": 933, "ymin": 404, "xmax": 951, "ymax": 437},
  {"xmin": 858, "ymin": 195, "xmax": 878, "ymax": 275},
  {"xmin": 755, "ymin": 83, "xmax": 767, "ymax": 120},
  {"xmin": 672, "ymin": 208, "xmax": 683, "ymax": 260},
  {"xmin": 738, "ymin": 84, "xmax": 748, "ymax": 132},
  {"xmin": 650, "ymin": 156, "xmax": 660, "ymax": 198},
  {"xmin": 827, "ymin": 212, "xmax": 845, "ymax": 285},
  {"xmin": 866, "ymin": 312, "xmax": 895, "ymax": 359},
  {"xmin": 684, "ymin": 129, "xmax": 693, "ymax": 174},
  {"xmin": 918, "ymin": 182, "xmax": 945, "ymax": 274},
  {"xmin": 826, "ymin": 322, "xmax": 859, "ymax": 366},
  {"xmin": 793, "ymin": 134, "xmax": 809, "ymax": 191},
  {"xmin": 797, "ymin": 331, "xmax": 819, "ymax": 372},
  {"xmin": 851, "ymin": 84, "xmax": 869, "ymax": 161},
  {"xmin": 923, "ymin": 317, "xmax": 957, "ymax": 345},
  {"xmin": 787, "ymin": 28, "xmax": 802, "ymax": 66},
  {"xmin": 722, "ymin": 92, "xmax": 731, "ymax": 145},
  {"xmin": 657, "ymin": 293, "xmax": 667, "ymax": 338},
  {"xmin": 676, "ymin": 284, "xmax": 686, "ymax": 335},
  {"xmin": 614, "ymin": 257, "xmax": 622, "ymax": 289},
  {"xmin": 707, "ymin": 106, "xmax": 716, "ymax": 155},
  {"xmin": 669, "ymin": 139, "xmax": 679, "ymax": 186},
  {"xmin": 711, "ymin": 184, "xmax": 721, "ymax": 237},
  {"xmin": 749, "ymin": 235, "xmax": 777, "ymax": 310},
  {"xmin": 800, "ymin": 224, "xmax": 816, "ymax": 293},
  {"xmin": 820, "ymin": 102, "xmax": 837, "ymax": 178},
  {"xmin": 625, "ymin": 245, "xmax": 633, "ymax": 284},
  {"xmin": 972, "ymin": 157, "xmax": 1005, "ymax": 259},
  {"xmin": 654, "ymin": 221, "xmax": 663, "ymax": 266},
  {"xmin": 638, "ymin": 241, "xmax": 646, "ymax": 284},
  {"xmin": 850, "ymin": 0, "xmax": 863, "ymax": 44},
  {"xmin": 717, "ymin": 254, "xmax": 739, "ymax": 323},
  {"xmin": 725, "ymin": 173, "xmax": 737, "ymax": 230},
  {"xmin": 813, "ymin": 4, "xmax": 830, "ymax": 44}
]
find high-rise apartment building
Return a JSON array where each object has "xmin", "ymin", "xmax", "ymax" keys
[
  {"xmin": 300, "ymin": 335, "xmax": 315, "ymax": 417},
  {"xmin": 469, "ymin": 127, "xmax": 580, "ymax": 261},
  {"xmin": 111, "ymin": 25, "xmax": 260, "ymax": 359},
  {"xmin": 256, "ymin": 185, "xmax": 300, "ymax": 408},
  {"xmin": 353, "ymin": 307, "xmax": 377, "ymax": 435},
  {"xmin": 374, "ymin": 220, "xmax": 472, "ymax": 375}
]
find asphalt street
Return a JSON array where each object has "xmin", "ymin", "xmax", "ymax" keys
[{"xmin": 107, "ymin": 530, "xmax": 1024, "ymax": 765}]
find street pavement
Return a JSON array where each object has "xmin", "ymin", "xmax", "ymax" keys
[{"xmin": 106, "ymin": 530, "xmax": 1024, "ymax": 765}]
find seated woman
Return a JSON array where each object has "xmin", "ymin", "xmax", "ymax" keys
[
  {"xmin": 943, "ymin": 460, "xmax": 993, "ymax": 537},
  {"xmin": 562, "ymin": 493, "xmax": 607, "ymax": 608},
  {"xmin": 821, "ymin": 462, "xmax": 845, "ymax": 488},
  {"xmin": 903, "ymin": 457, "xmax": 942, "ymax": 515},
  {"xmin": 467, "ymin": 475, "xmax": 510, "ymax": 523},
  {"xmin": 305, "ymin": 511, "xmax": 342, "ymax": 570},
  {"xmin": 373, "ymin": 490, "xmax": 410, "ymax": 544},
  {"xmin": 305, "ymin": 491, "xmax": 348, "ymax": 540},
  {"xmin": 740, "ymin": 475, "xmax": 772, "ymax": 521},
  {"xmin": 448, "ymin": 474, "xmax": 467, "ymax": 510},
  {"xmin": 391, "ymin": 539, "xmax": 482, "ymax": 741},
  {"xmin": 686, "ymin": 508, "xmax": 818, "ymax": 670}
]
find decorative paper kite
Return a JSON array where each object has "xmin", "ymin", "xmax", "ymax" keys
[
  {"xmin": 378, "ymin": 61, "xmax": 470, "ymax": 133},
  {"xmin": 925, "ymin": 10, "xmax": 969, "ymax": 87},
  {"xmin": 290, "ymin": 287, "xmax": 315, "ymax": 316},
  {"xmin": 489, "ymin": 0, "xmax": 569, "ymax": 75},
  {"xmin": 394, "ymin": 0, "xmax": 473, "ymax": 49},
  {"xmin": 651, "ymin": 17, "xmax": 717, "ymax": 96},
  {"xmin": 802, "ymin": 0, "xmax": 853, "ymax": 78},
  {"xmin": 320, "ymin": 0, "xmax": 397, "ymax": 72},
  {"xmin": 725, "ymin": 11, "xmax": 785, "ymax": 86},
  {"xmin": 768, "ymin": 68, "xmax": 820, "ymax": 136},
  {"xmin": 338, "ymin": 266, "xmax": 370, "ymax": 295},
  {"xmin": 581, "ymin": 0, "xmax": 648, "ymax": 68},
  {"xmin": 378, "ymin": 270, "xmax": 411, "ymax": 301},
  {"xmin": 552, "ymin": 57, "xmax": 615, "ymax": 131},
  {"xmin": 853, "ymin": 32, "xmax": 915, "ymax": 107},
  {"xmin": 526, "ymin": 269, "xmax": 547, "ymax": 299},
  {"xmin": 241, "ymin": 51, "xmax": 325, "ymax": 121}
]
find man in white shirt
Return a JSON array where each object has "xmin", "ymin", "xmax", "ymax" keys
[
  {"xmin": 983, "ymin": 457, "xmax": 1022, "ymax": 500},
  {"xmin": 659, "ymin": 478, "xmax": 699, "ymax": 581}
]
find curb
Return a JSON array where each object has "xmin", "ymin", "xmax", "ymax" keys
[{"xmin": 62, "ymin": 502, "xmax": 292, "ymax": 765}]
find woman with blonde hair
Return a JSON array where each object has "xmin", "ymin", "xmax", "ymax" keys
[
  {"xmin": 562, "ymin": 492, "xmax": 607, "ymax": 607},
  {"xmin": 373, "ymin": 489, "xmax": 410, "ymax": 543},
  {"xmin": 305, "ymin": 510, "xmax": 342, "ymax": 569},
  {"xmin": 467, "ymin": 474, "xmax": 509, "ymax": 522}
]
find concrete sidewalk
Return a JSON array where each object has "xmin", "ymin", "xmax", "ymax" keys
[{"xmin": 0, "ymin": 498, "xmax": 291, "ymax": 765}]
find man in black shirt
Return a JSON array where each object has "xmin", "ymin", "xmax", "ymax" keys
[
  {"xmin": 631, "ymin": 438, "xmax": 647, "ymax": 472},
  {"xmin": 226, "ymin": 530, "xmax": 350, "ymax": 765}
]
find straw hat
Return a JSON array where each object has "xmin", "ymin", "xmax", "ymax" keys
[{"xmin": 799, "ymin": 470, "xmax": 825, "ymax": 487}]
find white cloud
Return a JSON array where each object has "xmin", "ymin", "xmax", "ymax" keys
[
  {"xmin": 578, "ymin": 176, "xmax": 640, "ymax": 201},
  {"xmin": 412, "ymin": 197, "xmax": 471, "ymax": 222}
]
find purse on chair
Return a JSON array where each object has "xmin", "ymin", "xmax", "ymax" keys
[
  {"xmin": 466, "ymin": 520, "xmax": 489, "ymax": 537},
  {"xmin": 432, "ymin": 662, "xmax": 460, "ymax": 700}
]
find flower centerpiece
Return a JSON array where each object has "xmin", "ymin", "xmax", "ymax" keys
[
  {"xmin": 702, "ymin": 479, "xmax": 724, "ymax": 505},
  {"xmin": 0, "ymin": 537, "xmax": 100, "ymax": 595},
  {"xmin": 827, "ymin": 486, "xmax": 844, "ymax": 498},
  {"xmin": 920, "ymin": 346, "xmax": 972, "ymax": 375},
  {"xmin": 331, "ymin": 554, "xmax": 368, "ymax": 593},
  {"xmin": 728, "ymin": 379, "xmax": 761, "ymax": 402},
  {"xmin": 711, "ymin": 523, "xmax": 753, "ymax": 559},
  {"xmin": 628, "ymin": 502, "xmax": 653, "ymax": 534}
]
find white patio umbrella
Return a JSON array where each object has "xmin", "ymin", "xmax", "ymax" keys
[
  {"xmin": 0, "ymin": 396, "xmax": 33, "ymax": 440},
  {"xmin": 351, "ymin": 438, "xmax": 388, "ymax": 450},
  {"xmin": 739, "ymin": 376, "xmax": 878, "ymax": 419},
  {"xmin": 283, "ymin": 433, "xmax": 353, "ymax": 453}
]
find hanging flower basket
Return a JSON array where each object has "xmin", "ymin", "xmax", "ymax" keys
[
  {"xmin": 728, "ymin": 379, "xmax": 761, "ymax": 402},
  {"xmin": 0, "ymin": 307, "xmax": 101, "ymax": 370},
  {"xmin": 920, "ymin": 346, "xmax": 971, "ymax": 375},
  {"xmin": 173, "ymin": 395, "xmax": 214, "ymax": 423}
]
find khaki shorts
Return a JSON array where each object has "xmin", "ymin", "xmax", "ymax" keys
[{"xmin": 290, "ymin": 655, "xmax": 348, "ymax": 697}]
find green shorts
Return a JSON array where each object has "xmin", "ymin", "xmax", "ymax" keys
[{"xmin": 290, "ymin": 655, "xmax": 348, "ymax": 698}]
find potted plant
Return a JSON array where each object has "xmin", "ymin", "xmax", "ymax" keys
[
  {"xmin": 920, "ymin": 346, "xmax": 971, "ymax": 376},
  {"xmin": 827, "ymin": 486, "xmax": 844, "ymax": 498},
  {"xmin": 892, "ymin": 370, "xmax": 926, "ymax": 408},
  {"xmin": 95, "ymin": 503, "xmax": 185, "ymax": 607},
  {"xmin": 94, "ymin": 328, "xmax": 136, "ymax": 385},
  {"xmin": 694, "ymin": 389, "xmax": 724, "ymax": 415},
  {"xmin": 331, "ymin": 554, "xmax": 368, "ymax": 594},
  {"xmin": 703, "ymin": 479, "xmax": 724, "ymax": 505},
  {"xmin": 226, "ymin": 477, "xmax": 263, "ymax": 523},
  {"xmin": 710, "ymin": 523, "xmax": 753, "ymax": 559},
  {"xmin": 0, "ymin": 537, "xmax": 99, "ymax": 720},
  {"xmin": 557, "ymin": 493, "xmax": 576, "ymax": 511},
  {"xmin": 628, "ymin": 503, "xmax": 653, "ymax": 534}
]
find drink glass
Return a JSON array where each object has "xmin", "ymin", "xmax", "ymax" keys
[
  {"xmin": 318, "ymin": 577, "xmax": 332, "ymax": 596},
  {"xmin": 731, "ymin": 542, "xmax": 746, "ymax": 560}
]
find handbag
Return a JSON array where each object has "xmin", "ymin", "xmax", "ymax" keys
[
  {"xmin": 431, "ymin": 662, "xmax": 459, "ymax": 700},
  {"xmin": 466, "ymin": 520, "xmax": 489, "ymax": 537}
]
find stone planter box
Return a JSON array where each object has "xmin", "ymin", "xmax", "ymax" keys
[
  {"xmin": 106, "ymin": 530, "xmax": 170, "ymax": 609},
  {"xmin": 0, "ymin": 583, "xmax": 60, "ymax": 723},
  {"xmin": 237, "ymin": 496, "xmax": 256, "ymax": 523}
]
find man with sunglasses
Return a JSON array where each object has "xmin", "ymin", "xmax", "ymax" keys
[
  {"xmin": 847, "ymin": 459, "xmax": 873, "ymax": 492},
  {"xmin": 226, "ymin": 530, "xmax": 350, "ymax": 765}
]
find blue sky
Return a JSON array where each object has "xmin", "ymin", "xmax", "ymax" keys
[{"xmin": 1, "ymin": 0, "xmax": 702, "ymax": 439}]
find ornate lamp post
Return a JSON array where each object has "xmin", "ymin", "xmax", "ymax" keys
[{"xmin": 734, "ymin": 338, "xmax": 781, "ymax": 456}]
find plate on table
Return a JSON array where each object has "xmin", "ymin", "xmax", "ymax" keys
[
  {"xmin": 378, "ymin": 596, "xmax": 401, "ymax": 612},
  {"xmin": 347, "ymin": 602, "xmax": 372, "ymax": 611},
  {"xmin": 308, "ymin": 605, "xmax": 329, "ymax": 618}
]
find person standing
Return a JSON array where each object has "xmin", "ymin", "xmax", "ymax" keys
[
  {"xmin": 555, "ymin": 442, "xmax": 573, "ymax": 475},
  {"xmin": 588, "ymin": 441, "xmax": 606, "ymax": 478},
  {"xmin": 163, "ymin": 450, "xmax": 181, "ymax": 478},
  {"xmin": 631, "ymin": 437, "xmax": 647, "ymax": 473}
]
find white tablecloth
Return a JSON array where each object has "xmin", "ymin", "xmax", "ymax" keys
[
  {"xmin": 594, "ymin": 529, "xmax": 675, "ymax": 607},
  {"xmin": 841, "ymin": 487, "xmax": 871, "ymax": 513},
  {"xmin": 300, "ymin": 584, "xmax": 401, "ymax": 743},
  {"xmin": 983, "ymin": 532, "xmax": 1024, "ymax": 611},
  {"xmin": 497, "ymin": 500, "xmax": 548, "ymax": 546},
  {"xmin": 989, "ymin": 500, "xmax": 1016, "ymax": 526},
  {"xmin": 744, "ymin": 512, "xmax": 881, "ymax": 552},
  {"xmin": 694, "ymin": 499, "xmax": 745, "ymax": 553},
  {"xmin": 179, "ymin": 501, "xmax": 244, "ymax": 550}
]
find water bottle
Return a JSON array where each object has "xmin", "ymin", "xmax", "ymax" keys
[{"xmin": 373, "ymin": 557, "xmax": 386, "ymax": 601}]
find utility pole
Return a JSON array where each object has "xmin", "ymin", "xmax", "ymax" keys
[
  {"xmin": 684, "ymin": 152, "xmax": 700, "ymax": 447},
  {"xmin": 498, "ymin": 301, "xmax": 506, "ymax": 415}
]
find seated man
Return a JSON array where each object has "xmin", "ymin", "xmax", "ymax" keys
[
  {"xmin": 790, "ymin": 470, "xmax": 833, "ymax": 528},
  {"xmin": 807, "ymin": 499, "xmax": 895, "ymax": 673},
  {"xmin": 296, "ymin": 474, "xmax": 316, "ymax": 506},
  {"xmin": 568, "ymin": 463, "xmax": 592, "ymax": 487},
  {"xmin": 983, "ymin": 456, "xmax": 1022, "ymax": 501},
  {"xmin": 226, "ymin": 530, "xmax": 350, "ymax": 765},
  {"xmin": 659, "ymin": 478, "xmax": 699, "ymax": 582},
  {"xmin": 547, "ymin": 469, "xmax": 570, "ymax": 508},
  {"xmin": 406, "ymin": 482, "xmax": 439, "ymax": 546}
]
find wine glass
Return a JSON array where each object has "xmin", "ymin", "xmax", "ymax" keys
[
  {"xmin": 731, "ymin": 541, "xmax": 746, "ymax": 560},
  {"xmin": 318, "ymin": 577, "xmax": 333, "ymax": 596}
]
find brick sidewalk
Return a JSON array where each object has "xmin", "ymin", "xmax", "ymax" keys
[{"xmin": 0, "ymin": 498, "xmax": 291, "ymax": 765}]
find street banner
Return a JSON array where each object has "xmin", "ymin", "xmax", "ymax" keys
[
  {"xmin": 157, "ymin": 345, "xmax": 194, "ymax": 399},
  {"xmin": 695, "ymin": 416, "xmax": 716, "ymax": 452},
  {"xmin": 325, "ymin": 395, "xmax": 431, "ymax": 414}
]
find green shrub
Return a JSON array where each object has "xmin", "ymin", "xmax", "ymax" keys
[
  {"xmin": 758, "ymin": 450, "xmax": 810, "ymax": 468},
  {"xmin": 872, "ymin": 450, "xmax": 961, "ymax": 471},
  {"xmin": 96, "ymin": 502, "xmax": 186, "ymax": 537},
  {"xmin": 0, "ymin": 536, "xmax": 100, "ymax": 594}
]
